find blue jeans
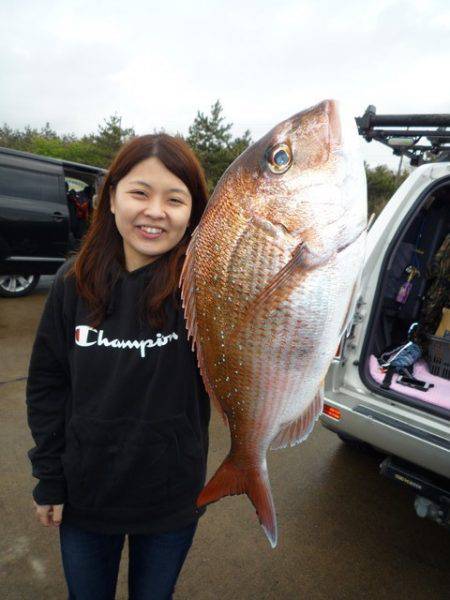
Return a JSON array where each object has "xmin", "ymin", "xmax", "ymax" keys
[{"xmin": 59, "ymin": 520, "xmax": 198, "ymax": 600}]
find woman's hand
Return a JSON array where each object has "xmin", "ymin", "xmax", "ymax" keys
[{"xmin": 33, "ymin": 500, "xmax": 64, "ymax": 527}]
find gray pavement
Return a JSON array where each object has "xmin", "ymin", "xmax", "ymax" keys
[{"xmin": 1, "ymin": 279, "xmax": 450, "ymax": 599}]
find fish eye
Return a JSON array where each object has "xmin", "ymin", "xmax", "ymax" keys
[{"xmin": 266, "ymin": 143, "xmax": 292, "ymax": 174}]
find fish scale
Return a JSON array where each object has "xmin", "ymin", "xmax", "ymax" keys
[{"xmin": 181, "ymin": 99, "xmax": 367, "ymax": 548}]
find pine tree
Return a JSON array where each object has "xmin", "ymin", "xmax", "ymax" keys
[
  {"xmin": 187, "ymin": 100, "xmax": 252, "ymax": 192},
  {"xmin": 89, "ymin": 114, "xmax": 136, "ymax": 167}
]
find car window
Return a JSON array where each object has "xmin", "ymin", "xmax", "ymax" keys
[
  {"xmin": 0, "ymin": 165, "xmax": 60, "ymax": 203},
  {"xmin": 65, "ymin": 177, "xmax": 88, "ymax": 192}
]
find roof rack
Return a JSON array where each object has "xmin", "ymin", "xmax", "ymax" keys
[{"xmin": 356, "ymin": 106, "xmax": 450, "ymax": 166}]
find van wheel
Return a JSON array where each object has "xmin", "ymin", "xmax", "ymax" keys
[{"xmin": 0, "ymin": 274, "xmax": 40, "ymax": 297}]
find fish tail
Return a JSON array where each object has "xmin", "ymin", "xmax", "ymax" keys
[{"xmin": 197, "ymin": 456, "xmax": 278, "ymax": 548}]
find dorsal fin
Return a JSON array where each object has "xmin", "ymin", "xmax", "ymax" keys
[{"xmin": 180, "ymin": 229, "xmax": 228, "ymax": 425}]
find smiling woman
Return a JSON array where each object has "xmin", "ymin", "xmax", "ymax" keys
[
  {"xmin": 110, "ymin": 157, "xmax": 193, "ymax": 272},
  {"xmin": 70, "ymin": 134, "xmax": 208, "ymax": 328},
  {"xmin": 26, "ymin": 133, "xmax": 211, "ymax": 599}
]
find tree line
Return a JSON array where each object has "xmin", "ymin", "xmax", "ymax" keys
[{"xmin": 0, "ymin": 101, "xmax": 408, "ymax": 217}]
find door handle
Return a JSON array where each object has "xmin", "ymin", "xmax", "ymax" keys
[{"xmin": 53, "ymin": 211, "xmax": 64, "ymax": 222}]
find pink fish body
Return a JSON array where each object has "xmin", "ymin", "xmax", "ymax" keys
[{"xmin": 181, "ymin": 100, "xmax": 367, "ymax": 547}]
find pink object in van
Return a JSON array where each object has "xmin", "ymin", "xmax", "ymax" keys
[{"xmin": 369, "ymin": 355, "xmax": 450, "ymax": 410}]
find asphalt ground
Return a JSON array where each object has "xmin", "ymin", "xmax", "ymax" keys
[{"xmin": 1, "ymin": 277, "xmax": 450, "ymax": 600}]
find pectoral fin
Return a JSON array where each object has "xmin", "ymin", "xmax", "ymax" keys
[{"xmin": 229, "ymin": 241, "xmax": 330, "ymax": 342}]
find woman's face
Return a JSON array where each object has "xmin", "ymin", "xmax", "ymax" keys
[{"xmin": 110, "ymin": 157, "xmax": 193, "ymax": 272}]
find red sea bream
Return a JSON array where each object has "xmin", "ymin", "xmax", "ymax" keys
[{"xmin": 181, "ymin": 99, "xmax": 367, "ymax": 548}]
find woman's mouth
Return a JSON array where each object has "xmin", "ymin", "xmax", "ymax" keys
[{"xmin": 135, "ymin": 225, "xmax": 165, "ymax": 240}]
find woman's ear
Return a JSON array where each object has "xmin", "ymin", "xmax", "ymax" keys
[{"xmin": 110, "ymin": 186, "xmax": 116, "ymax": 214}]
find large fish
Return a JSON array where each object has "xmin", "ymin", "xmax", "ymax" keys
[{"xmin": 181, "ymin": 99, "xmax": 367, "ymax": 548}]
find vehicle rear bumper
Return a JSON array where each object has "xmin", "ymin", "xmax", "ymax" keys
[{"xmin": 320, "ymin": 390, "xmax": 450, "ymax": 480}]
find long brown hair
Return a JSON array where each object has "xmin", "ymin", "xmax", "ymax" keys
[{"xmin": 67, "ymin": 134, "xmax": 209, "ymax": 328}]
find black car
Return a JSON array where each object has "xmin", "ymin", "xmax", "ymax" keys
[{"xmin": 0, "ymin": 147, "xmax": 105, "ymax": 297}]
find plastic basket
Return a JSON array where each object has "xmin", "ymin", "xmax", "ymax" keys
[{"xmin": 426, "ymin": 334, "xmax": 450, "ymax": 380}]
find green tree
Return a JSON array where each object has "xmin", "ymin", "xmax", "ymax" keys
[
  {"xmin": 187, "ymin": 100, "xmax": 252, "ymax": 192},
  {"xmin": 0, "ymin": 115, "xmax": 135, "ymax": 168},
  {"xmin": 0, "ymin": 123, "xmax": 59, "ymax": 153},
  {"xmin": 88, "ymin": 114, "xmax": 136, "ymax": 167},
  {"xmin": 365, "ymin": 162, "xmax": 409, "ymax": 218}
]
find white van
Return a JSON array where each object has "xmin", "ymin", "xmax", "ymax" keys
[{"xmin": 320, "ymin": 110, "xmax": 450, "ymax": 529}]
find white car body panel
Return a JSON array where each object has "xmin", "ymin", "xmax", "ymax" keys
[{"xmin": 320, "ymin": 162, "xmax": 450, "ymax": 480}]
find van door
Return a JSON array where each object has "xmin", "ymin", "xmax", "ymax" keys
[
  {"xmin": 329, "ymin": 163, "xmax": 450, "ymax": 395},
  {"xmin": 0, "ymin": 155, "xmax": 69, "ymax": 261}
]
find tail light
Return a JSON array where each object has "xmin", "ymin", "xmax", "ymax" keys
[{"xmin": 323, "ymin": 404, "xmax": 341, "ymax": 420}]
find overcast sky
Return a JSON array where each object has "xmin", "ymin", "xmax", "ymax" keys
[{"xmin": 1, "ymin": 0, "xmax": 449, "ymax": 169}]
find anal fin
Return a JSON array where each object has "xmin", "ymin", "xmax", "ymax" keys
[{"xmin": 270, "ymin": 384, "xmax": 324, "ymax": 451}]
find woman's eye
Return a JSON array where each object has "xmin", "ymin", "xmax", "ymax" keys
[
  {"xmin": 130, "ymin": 190, "xmax": 146, "ymax": 197},
  {"xmin": 170, "ymin": 198, "xmax": 183, "ymax": 204}
]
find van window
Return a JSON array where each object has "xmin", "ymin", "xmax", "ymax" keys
[
  {"xmin": 0, "ymin": 165, "xmax": 60, "ymax": 203},
  {"xmin": 65, "ymin": 177, "xmax": 88, "ymax": 192}
]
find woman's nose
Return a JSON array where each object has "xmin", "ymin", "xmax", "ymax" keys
[{"xmin": 142, "ymin": 197, "xmax": 166, "ymax": 219}]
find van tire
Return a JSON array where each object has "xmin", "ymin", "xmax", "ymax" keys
[{"xmin": 0, "ymin": 274, "xmax": 40, "ymax": 297}]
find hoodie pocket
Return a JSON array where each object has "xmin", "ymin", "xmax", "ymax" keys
[
  {"xmin": 62, "ymin": 414, "xmax": 169, "ymax": 510},
  {"xmin": 61, "ymin": 412, "xmax": 205, "ymax": 511}
]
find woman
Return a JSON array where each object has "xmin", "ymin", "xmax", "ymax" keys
[{"xmin": 26, "ymin": 134, "xmax": 211, "ymax": 599}]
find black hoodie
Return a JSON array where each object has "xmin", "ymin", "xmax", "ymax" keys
[{"xmin": 26, "ymin": 258, "xmax": 210, "ymax": 534}]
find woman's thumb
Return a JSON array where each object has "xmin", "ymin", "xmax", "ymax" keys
[{"xmin": 52, "ymin": 504, "xmax": 64, "ymax": 526}]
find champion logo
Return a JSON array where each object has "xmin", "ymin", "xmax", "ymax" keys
[{"xmin": 74, "ymin": 325, "xmax": 179, "ymax": 358}]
